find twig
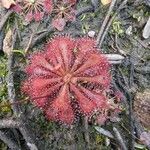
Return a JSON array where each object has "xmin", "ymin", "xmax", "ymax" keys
[
  {"xmin": 0, "ymin": 130, "xmax": 21, "ymax": 150},
  {"xmin": 83, "ymin": 117, "xmax": 90, "ymax": 148},
  {"xmin": 128, "ymin": 107, "xmax": 135, "ymax": 150},
  {"xmin": 76, "ymin": 5, "xmax": 94, "ymax": 17},
  {"xmin": 115, "ymin": 34, "xmax": 127, "ymax": 55},
  {"xmin": 14, "ymin": 18, "xmax": 21, "ymax": 42},
  {"xmin": 115, "ymin": 66, "xmax": 135, "ymax": 150},
  {"xmin": 118, "ymin": 67, "xmax": 130, "ymax": 89},
  {"xmin": 135, "ymin": 66, "xmax": 150, "ymax": 74},
  {"xmin": 29, "ymin": 26, "xmax": 54, "ymax": 49},
  {"xmin": 135, "ymin": 37, "xmax": 149, "ymax": 48},
  {"xmin": 0, "ymin": 98, "xmax": 28, "ymax": 109},
  {"xmin": 113, "ymin": 127, "xmax": 128, "ymax": 150},
  {"xmin": 98, "ymin": 0, "xmax": 128, "ymax": 47},
  {"xmin": 96, "ymin": 0, "xmax": 117, "ymax": 46},
  {"xmin": 120, "ymin": 121, "xmax": 139, "ymax": 140},
  {"xmin": 66, "ymin": 129, "xmax": 77, "ymax": 150},
  {"xmin": 111, "ymin": 80, "xmax": 129, "ymax": 108},
  {"xmin": 7, "ymin": 29, "xmax": 21, "ymax": 115},
  {"xmin": 0, "ymin": 10, "xmax": 13, "ymax": 31},
  {"xmin": 25, "ymin": 22, "xmax": 40, "ymax": 53},
  {"xmin": 0, "ymin": 119, "xmax": 20, "ymax": 128},
  {"xmin": 19, "ymin": 119, "xmax": 39, "ymax": 150},
  {"xmin": 128, "ymin": 58, "xmax": 135, "ymax": 150},
  {"xmin": 25, "ymin": 32, "xmax": 35, "ymax": 53},
  {"xmin": 0, "ymin": 29, "xmax": 5, "ymax": 52},
  {"xmin": 6, "ymin": 28, "xmax": 39, "ymax": 150}
]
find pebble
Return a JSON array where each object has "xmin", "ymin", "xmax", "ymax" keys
[
  {"xmin": 88, "ymin": 30, "xmax": 96, "ymax": 38},
  {"xmin": 126, "ymin": 26, "xmax": 132, "ymax": 36}
]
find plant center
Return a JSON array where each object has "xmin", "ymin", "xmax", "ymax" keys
[
  {"xmin": 29, "ymin": 0, "xmax": 35, "ymax": 4},
  {"xmin": 63, "ymin": 73, "xmax": 72, "ymax": 84}
]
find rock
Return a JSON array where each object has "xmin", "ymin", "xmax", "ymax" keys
[
  {"xmin": 126, "ymin": 26, "xmax": 132, "ymax": 36},
  {"xmin": 88, "ymin": 30, "xmax": 96, "ymax": 38},
  {"xmin": 134, "ymin": 89, "xmax": 150, "ymax": 129}
]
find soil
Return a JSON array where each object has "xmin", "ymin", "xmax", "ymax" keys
[{"xmin": 0, "ymin": 0, "xmax": 150, "ymax": 150}]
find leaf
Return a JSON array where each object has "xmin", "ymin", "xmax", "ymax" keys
[
  {"xmin": 44, "ymin": 0, "xmax": 53, "ymax": 13},
  {"xmin": 104, "ymin": 54, "xmax": 125, "ymax": 61},
  {"xmin": 52, "ymin": 18, "xmax": 66, "ymax": 31},
  {"xmin": 70, "ymin": 84, "xmax": 97, "ymax": 115},
  {"xmin": 95, "ymin": 126, "xmax": 114, "ymax": 139},
  {"xmin": 134, "ymin": 143, "xmax": 146, "ymax": 149},
  {"xmin": 45, "ymin": 85, "xmax": 74, "ymax": 124},
  {"xmin": 3, "ymin": 29, "xmax": 13, "ymax": 55},
  {"xmin": 101, "ymin": 0, "xmax": 111, "ymax": 5},
  {"xmin": 143, "ymin": 17, "xmax": 150, "ymax": 39},
  {"xmin": 1, "ymin": 0, "xmax": 15, "ymax": 9}
]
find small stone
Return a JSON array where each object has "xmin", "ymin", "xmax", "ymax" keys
[
  {"xmin": 126, "ymin": 26, "xmax": 132, "ymax": 35},
  {"xmin": 88, "ymin": 30, "xmax": 96, "ymax": 38}
]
